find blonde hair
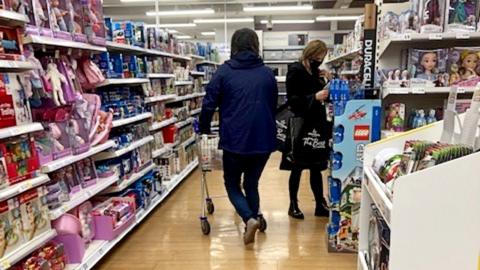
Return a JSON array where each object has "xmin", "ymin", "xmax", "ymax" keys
[{"xmin": 300, "ymin": 40, "xmax": 328, "ymax": 62}]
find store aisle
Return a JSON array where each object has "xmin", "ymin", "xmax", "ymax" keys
[{"xmin": 95, "ymin": 154, "xmax": 357, "ymax": 270}]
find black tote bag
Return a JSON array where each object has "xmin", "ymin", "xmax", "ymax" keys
[{"xmin": 276, "ymin": 103, "xmax": 294, "ymax": 152}]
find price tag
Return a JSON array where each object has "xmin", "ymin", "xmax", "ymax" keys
[
  {"xmin": 0, "ymin": 259, "xmax": 11, "ymax": 269},
  {"xmin": 82, "ymin": 263, "xmax": 89, "ymax": 270},
  {"xmin": 428, "ymin": 33, "xmax": 443, "ymax": 40},
  {"xmin": 67, "ymin": 48, "xmax": 72, "ymax": 55},
  {"xmin": 412, "ymin": 88, "xmax": 426, "ymax": 94},
  {"xmin": 456, "ymin": 32, "xmax": 470, "ymax": 39},
  {"xmin": 54, "ymin": 50, "xmax": 60, "ymax": 59},
  {"xmin": 457, "ymin": 87, "xmax": 467, "ymax": 94},
  {"xmin": 99, "ymin": 247, "xmax": 104, "ymax": 254},
  {"xmin": 62, "ymin": 205, "xmax": 69, "ymax": 213},
  {"xmin": 19, "ymin": 181, "xmax": 33, "ymax": 192},
  {"xmin": 402, "ymin": 33, "xmax": 412, "ymax": 40}
]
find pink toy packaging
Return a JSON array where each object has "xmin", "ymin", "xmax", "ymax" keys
[
  {"xmin": 92, "ymin": 197, "xmax": 136, "ymax": 241},
  {"xmin": 446, "ymin": 0, "xmax": 478, "ymax": 32},
  {"xmin": 34, "ymin": 0, "xmax": 54, "ymax": 37},
  {"xmin": 33, "ymin": 128, "xmax": 54, "ymax": 165},
  {"xmin": 49, "ymin": 0, "xmax": 72, "ymax": 40},
  {"xmin": 417, "ymin": 0, "xmax": 446, "ymax": 33},
  {"xmin": 74, "ymin": 158, "xmax": 97, "ymax": 188},
  {"xmin": 447, "ymin": 47, "xmax": 480, "ymax": 86},
  {"xmin": 408, "ymin": 49, "xmax": 448, "ymax": 87},
  {"xmin": 82, "ymin": 0, "xmax": 106, "ymax": 46},
  {"xmin": 69, "ymin": 0, "xmax": 87, "ymax": 43}
]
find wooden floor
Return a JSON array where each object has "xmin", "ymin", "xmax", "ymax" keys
[{"xmin": 95, "ymin": 154, "xmax": 357, "ymax": 270}]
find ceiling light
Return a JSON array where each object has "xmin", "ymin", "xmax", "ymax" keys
[
  {"xmin": 144, "ymin": 23, "xmax": 197, "ymax": 28},
  {"xmin": 194, "ymin": 18, "xmax": 254, "ymax": 24},
  {"xmin": 316, "ymin": 15, "xmax": 360, "ymax": 21},
  {"xmin": 260, "ymin": 19, "xmax": 315, "ymax": 24},
  {"xmin": 201, "ymin": 32, "xmax": 216, "ymax": 36},
  {"xmin": 146, "ymin": 8, "xmax": 214, "ymax": 17},
  {"xmin": 244, "ymin": 5, "xmax": 312, "ymax": 12},
  {"xmin": 176, "ymin": 35, "xmax": 192, "ymax": 39}
]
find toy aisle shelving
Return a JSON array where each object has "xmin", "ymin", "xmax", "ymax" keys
[{"xmin": 0, "ymin": 2, "xmax": 219, "ymax": 267}]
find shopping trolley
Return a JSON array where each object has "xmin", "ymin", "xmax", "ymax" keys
[{"xmin": 195, "ymin": 129, "xmax": 267, "ymax": 235}]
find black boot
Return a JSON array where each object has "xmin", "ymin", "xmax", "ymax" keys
[
  {"xmin": 314, "ymin": 199, "xmax": 329, "ymax": 217},
  {"xmin": 288, "ymin": 200, "xmax": 304, "ymax": 219}
]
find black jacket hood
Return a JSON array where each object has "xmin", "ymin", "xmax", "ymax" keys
[{"xmin": 226, "ymin": 51, "xmax": 264, "ymax": 69}]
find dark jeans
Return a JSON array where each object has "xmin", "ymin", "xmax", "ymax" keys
[
  {"xmin": 289, "ymin": 168, "xmax": 324, "ymax": 205},
  {"xmin": 223, "ymin": 151, "xmax": 270, "ymax": 223}
]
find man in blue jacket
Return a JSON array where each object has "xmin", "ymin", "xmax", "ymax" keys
[{"xmin": 199, "ymin": 28, "xmax": 278, "ymax": 245}]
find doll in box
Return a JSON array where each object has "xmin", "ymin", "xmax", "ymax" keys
[
  {"xmin": 83, "ymin": 0, "xmax": 105, "ymax": 46},
  {"xmin": 448, "ymin": 47, "xmax": 480, "ymax": 86},
  {"xmin": 459, "ymin": 50, "xmax": 480, "ymax": 80},
  {"xmin": 49, "ymin": 0, "xmax": 69, "ymax": 35},
  {"xmin": 409, "ymin": 49, "xmax": 447, "ymax": 86},
  {"xmin": 447, "ymin": 0, "xmax": 477, "ymax": 32},
  {"xmin": 19, "ymin": 188, "xmax": 50, "ymax": 242},
  {"xmin": 0, "ymin": 199, "xmax": 23, "ymax": 258},
  {"xmin": 418, "ymin": 0, "xmax": 445, "ymax": 33}
]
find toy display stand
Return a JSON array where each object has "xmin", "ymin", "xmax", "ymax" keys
[{"xmin": 358, "ymin": 112, "xmax": 480, "ymax": 270}]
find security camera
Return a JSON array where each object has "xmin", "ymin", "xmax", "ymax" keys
[{"xmin": 267, "ymin": 21, "xmax": 273, "ymax": 31}]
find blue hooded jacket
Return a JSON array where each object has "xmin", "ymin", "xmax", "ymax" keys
[{"xmin": 199, "ymin": 51, "xmax": 278, "ymax": 155}]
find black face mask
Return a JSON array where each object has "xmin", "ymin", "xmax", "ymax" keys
[{"xmin": 309, "ymin": 59, "xmax": 323, "ymax": 72}]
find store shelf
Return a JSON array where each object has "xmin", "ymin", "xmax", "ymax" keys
[
  {"xmin": 382, "ymin": 86, "xmax": 475, "ymax": 98},
  {"xmin": 175, "ymin": 118, "xmax": 194, "ymax": 129},
  {"xmin": 112, "ymin": 112, "xmax": 152, "ymax": 128},
  {"xmin": 0, "ymin": 60, "xmax": 36, "ymax": 72},
  {"xmin": 381, "ymin": 130, "xmax": 405, "ymax": 138},
  {"xmin": 171, "ymin": 54, "xmax": 192, "ymax": 61},
  {"xmin": 147, "ymin": 73, "xmax": 175, "ymax": 79},
  {"xmin": 190, "ymin": 71, "xmax": 205, "ymax": 76},
  {"xmin": 0, "ymin": 174, "xmax": 49, "ymax": 202},
  {"xmin": 276, "ymin": 76, "xmax": 286, "ymax": 83},
  {"xmin": 0, "ymin": 123, "xmax": 43, "ymax": 140},
  {"xmin": 324, "ymin": 48, "xmax": 362, "ymax": 65},
  {"xmin": 24, "ymin": 35, "xmax": 106, "ymax": 53},
  {"xmin": 149, "ymin": 117, "xmax": 177, "ymax": 132},
  {"xmin": 49, "ymin": 173, "xmax": 119, "ymax": 220},
  {"xmin": 190, "ymin": 108, "xmax": 201, "ymax": 115},
  {"xmin": 174, "ymin": 81, "xmax": 193, "ymax": 86},
  {"xmin": 0, "ymin": 9, "xmax": 29, "ymax": 26},
  {"xmin": 340, "ymin": 70, "xmax": 361, "ymax": 75},
  {"xmin": 180, "ymin": 135, "xmax": 196, "ymax": 147},
  {"xmin": 105, "ymin": 41, "xmax": 146, "ymax": 54},
  {"xmin": 101, "ymin": 163, "xmax": 155, "ymax": 194},
  {"xmin": 144, "ymin": 94, "xmax": 177, "ymax": 104},
  {"xmin": 378, "ymin": 32, "xmax": 480, "ymax": 58},
  {"xmin": 151, "ymin": 146, "xmax": 171, "ymax": 159},
  {"xmin": 94, "ymin": 136, "xmax": 154, "ymax": 161},
  {"xmin": 65, "ymin": 159, "xmax": 199, "ymax": 270},
  {"xmin": 96, "ymin": 78, "xmax": 150, "ymax": 87},
  {"xmin": 202, "ymin": 81, "xmax": 210, "ymax": 85},
  {"xmin": 358, "ymin": 251, "xmax": 369, "ymax": 270},
  {"xmin": 363, "ymin": 166, "xmax": 392, "ymax": 227},
  {"xmin": 199, "ymin": 60, "xmax": 220, "ymax": 66},
  {"xmin": 264, "ymin": 60, "xmax": 295, "ymax": 64},
  {"xmin": 166, "ymin": 93, "xmax": 204, "ymax": 103},
  {"xmin": 189, "ymin": 54, "xmax": 206, "ymax": 60},
  {"xmin": 41, "ymin": 140, "xmax": 116, "ymax": 173},
  {"xmin": 0, "ymin": 230, "xmax": 57, "ymax": 269}
]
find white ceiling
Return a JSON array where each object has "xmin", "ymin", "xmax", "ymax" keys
[{"xmin": 103, "ymin": 0, "xmax": 363, "ymax": 40}]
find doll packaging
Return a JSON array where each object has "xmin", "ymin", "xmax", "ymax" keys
[
  {"xmin": 19, "ymin": 188, "xmax": 50, "ymax": 242},
  {"xmin": 49, "ymin": 0, "xmax": 73, "ymax": 40},
  {"xmin": 26, "ymin": 0, "xmax": 54, "ymax": 37},
  {"xmin": 447, "ymin": 47, "xmax": 480, "ymax": 86},
  {"xmin": 408, "ymin": 49, "xmax": 448, "ymax": 87},
  {"xmin": 83, "ymin": 0, "xmax": 106, "ymax": 46},
  {"xmin": 417, "ymin": 0, "xmax": 446, "ymax": 33},
  {"xmin": 70, "ymin": 0, "xmax": 88, "ymax": 42},
  {"xmin": 446, "ymin": 0, "xmax": 478, "ymax": 32},
  {"xmin": 386, "ymin": 103, "xmax": 406, "ymax": 132},
  {"xmin": 0, "ymin": 198, "xmax": 24, "ymax": 259}
]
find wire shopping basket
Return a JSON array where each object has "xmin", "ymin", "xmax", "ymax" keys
[{"xmin": 198, "ymin": 134, "xmax": 223, "ymax": 172}]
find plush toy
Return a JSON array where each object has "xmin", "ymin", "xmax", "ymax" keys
[{"xmin": 45, "ymin": 62, "xmax": 67, "ymax": 106}]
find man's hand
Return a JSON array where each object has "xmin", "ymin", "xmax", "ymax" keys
[{"xmin": 315, "ymin": 89, "xmax": 329, "ymax": 101}]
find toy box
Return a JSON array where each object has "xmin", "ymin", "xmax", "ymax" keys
[
  {"xmin": 0, "ymin": 134, "xmax": 40, "ymax": 188},
  {"xmin": 0, "ymin": 26, "xmax": 24, "ymax": 61},
  {"xmin": 386, "ymin": 103, "xmax": 406, "ymax": 132},
  {"xmin": 23, "ymin": 0, "xmax": 53, "ymax": 37},
  {"xmin": 104, "ymin": 17, "xmax": 113, "ymax": 41},
  {"xmin": 399, "ymin": 9, "xmax": 420, "ymax": 33},
  {"xmin": 44, "ymin": 177, "xmax": 70, "ymax": 210},
  {"xmin": 74, "ymin": 158, "xmax": 97, "ymax": 188},
  {"xmin": 70, "ymin": 0, "xmax": 87, "ymax": 42},
  {"xmin": 82, "ymin": 0, "xmax": 105, "ymax": 46},
  {"xmin": 18, "ymin": 187, "xmax": 50, "ymax": 242},
  {"xmin": 91, "ymin": 197, "xmax": 135, "ymax": 241},
  {"xmin": 327, "ymin": 99, "xmax": 381, "ymax": 253},
  {"xmin": 133, "ymin": 22, "xmax": 146, "ymax": 48},
  {"xmin": 447, "ymin": 47, "xmax": 480, "ymax": 87},
  {"xmin": 111, "ymin": 21, "xmax": 126, "ymax": 44},
  {"xmin": 124, "ymin": 21, "xmax": 134, "ymax": 45},
  {"xmin": 0, "ymin": 198, "xmax": 23, "ymax": 259},
  {"xmin": 49, "ymin": 0, "xmax": 73, "ymax": 40},
  {"xmin": 122, "ymin": 55, "xmax": 138, "ymax": 78},
  {"xmin": 417, "ymin": 0, "xmax": 446, "ymax": 33},
  {"xmin": 50, "ymin": 164, "xmax": 82, "ymax": 195},
  {"xmin": 408, "ymin": 49, "xmax": 448, "ymax": 87},
  {"xmin": 446, "ymin": 0, "xmax": 477, "ymax": 32}
]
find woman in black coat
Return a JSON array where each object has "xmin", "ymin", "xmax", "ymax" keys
[{"xmin": 281, "ymin": 40, "xmax": 332, "ymax": 219}]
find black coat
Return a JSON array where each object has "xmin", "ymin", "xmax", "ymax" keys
[{"xmin": 280, "ymin": 62, "xmax": 332, "ymax": 171}]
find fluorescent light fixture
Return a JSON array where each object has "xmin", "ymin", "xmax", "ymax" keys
[
  {"xmin": 260, "ymin": 19, "xmax": 315, "ymax": 24},
  {"xmin": 146, "ymin": 8, "xmax": 214, "ymax": 17},
  {"xmin": 176, "ymin": 35, "xmax": 192, "ymax": 39},
  {"xmin": 201, "ymin": 32, "xmax": 216, "ymax": 36},
  {"xmin": 144, "ymin": 23, "xmax": 196, "ymax": 28},
  {"xmin": 194, "ymin": 18, "xmax": 254, "ymax": 24},
  {"xmin": 316, "ymin": 15, "xmax": 360, "ymax": 21},
  {"xmin": 244, "ymin": 5, "xmax": 312, "ymax": 12}
]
